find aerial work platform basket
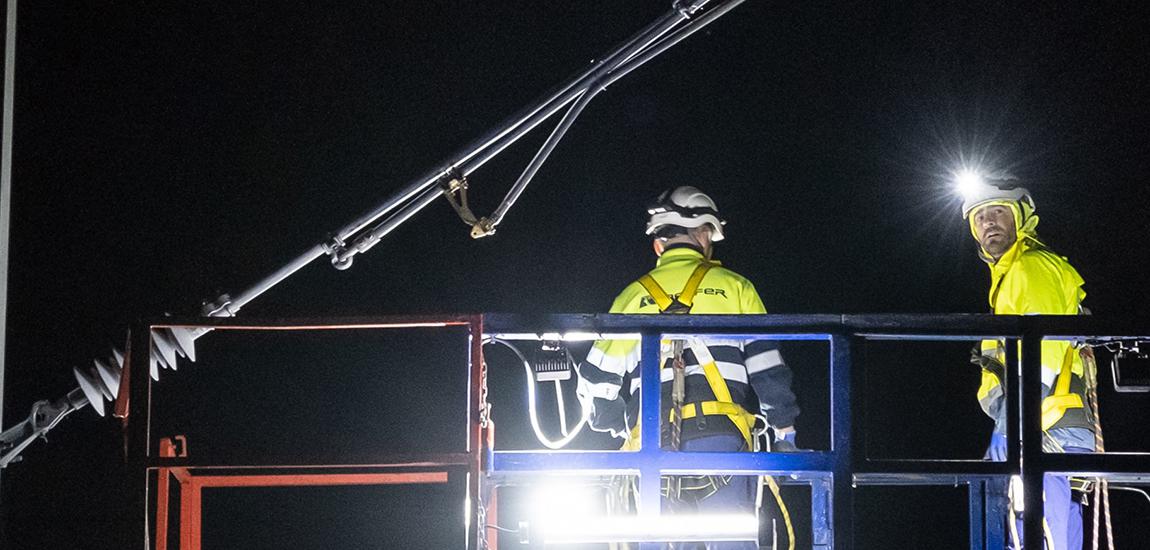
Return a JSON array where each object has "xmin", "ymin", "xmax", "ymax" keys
[{"xmin": 125, "ymin": 313, "xmax": 1150, "ymax": 550}]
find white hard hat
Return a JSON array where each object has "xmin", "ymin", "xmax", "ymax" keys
[
  {"xmin": 960, "ymin": 179, "xmax": 1036, "ymax": 220},
  {"xmin": 645, "ymin": 186, "xmax": 726, "ymax": 241}
]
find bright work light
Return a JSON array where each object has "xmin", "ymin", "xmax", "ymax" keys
[
  {"xmin": 519, "ymin": 481, "xmax": 758, "ymax": 545},
  {"xmin": 525, "ymin": 513, "xmax": 759, "ymax": 545},
  {"xmin": 526, "ymin": 481, "xmax": 602, "ymax": 518}
]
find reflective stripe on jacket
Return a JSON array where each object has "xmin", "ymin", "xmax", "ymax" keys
[
  {"xmin": 576, "ymin": 246, "xmax": 799, "ymax": 442},
  {"xmin": 976, "ymin": 237, "xmax": 1095, "ymax": 441}
]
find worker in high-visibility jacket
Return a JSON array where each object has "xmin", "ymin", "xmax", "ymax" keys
[
  {"xmin": 963, "ymin": 178, "xmax": 1095, "ymax": 550},
  {"xmin": 577, "ymin": 186, "xmax": 799, "ymax": 550}
]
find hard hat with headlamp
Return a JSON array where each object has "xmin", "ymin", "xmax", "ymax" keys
[
  {"xmin": 645, "ymin": 186, "xmax": 727, "ymax": 241},
  {"xmin": 957, "ymin": 174, "xmax": 1039, "ymax": 239}
]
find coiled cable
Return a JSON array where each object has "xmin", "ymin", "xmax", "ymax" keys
[{"xmin": 484, "ymin": 338, "xmax": 588, "ymax": 449}]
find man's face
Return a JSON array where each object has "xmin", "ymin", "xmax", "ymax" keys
[{"xmin": 972, "ymin": 204, "xmax": 1018, "ymax": 260}]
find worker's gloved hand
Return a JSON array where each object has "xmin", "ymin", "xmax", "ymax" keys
[
  {"xmin": 985, "ymin": 432, "xmax": 1007, "ymax": 462},
  {"xmin": 971, "ymin": 346, "xmax": 1006, "ymax": 377},
  {"xmin": 772, "ymin": 429, "xmax": 799, "ymax": 453}
]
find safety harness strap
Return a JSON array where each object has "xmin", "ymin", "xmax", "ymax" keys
[
  {"xmin": 637, "ymin": 274, "xmax": 675, "ymax": 311},
  {"xmin": 678, "ymin": 263, "xmax": 713, "ymax": 309},
  {"xmin": 1054, "ymin": 344, "xmax": 1076, "ymax": 396},
  {"xmin": 636, "ymin": 263, "xmax": 713, "ymax": 313},
  {"xmin": 1042, "ymin": 345, "xmax": 1085, "ymax": 431},
  {"xmin": 688, "ymin": 337, "xmax": 732, "ymax": 402},
  {"xmin": 631, "ymin": 262, "xmax": 756, "ymax": 449},
  {"xmin": 681, "ymin": 336, "xmax": 754, "ymax": 448},
  {"xmin": 677, "ymin": 401, "xmax": 756, "ymax": 448}
]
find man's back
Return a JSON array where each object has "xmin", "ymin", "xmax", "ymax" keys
[
  {"xmin": 607, "ymin": 246, "xmax": 764, "ymax": 315},
  {"xmin": 580, "ymin": 245, "xmax": 797, "ymax": 445}
]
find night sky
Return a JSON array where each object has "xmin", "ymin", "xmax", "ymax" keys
[{"xmin": 3, "ymin": 1, "xmax": 1150, "ymax": 549}]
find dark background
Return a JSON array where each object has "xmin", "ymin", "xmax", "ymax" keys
[{"xmin": 3, "ymin": 0, "xmax": 1149, "ymax": 548}]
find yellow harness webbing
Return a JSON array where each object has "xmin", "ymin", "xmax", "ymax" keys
[
  {"xmin": 1041, "ymin": 345, "xmax": 1084, "ymax": 431},
  {"xmin": 637, "ymin": 262, "xmax": 713, "ymax": 312},
  {"xmin": 634, "ymin": 262, "xmax": 756, "ymax": 448},
  {"xmin": 678, "ymin": 400, "xmax": 757, "ymax": 448}
]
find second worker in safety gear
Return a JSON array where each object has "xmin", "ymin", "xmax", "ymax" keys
[
  {"xmin": 577, "ymin": 186, "xmax": 800, "ymax": 550},
  {"xmin": 963, "ymin": 176, "xmax": 1096, "ymax": 550}
]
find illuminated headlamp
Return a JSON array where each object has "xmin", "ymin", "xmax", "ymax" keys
[
  {"xmin": 954, "ymin": 170, "xmax": 1033, "ymax": 221},
  {"xmin": 954, "ymin": 169, "xmax": 986, "ymax": 201}
]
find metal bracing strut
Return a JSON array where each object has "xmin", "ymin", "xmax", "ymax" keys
[{"xmin": 0, "ymin": 0, "xmax": 746, "ymax": 468}]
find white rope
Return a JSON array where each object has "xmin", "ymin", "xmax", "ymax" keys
[{"xmin": 1093, "ymin": 480, "xmax": 1102, "ymax": 550}]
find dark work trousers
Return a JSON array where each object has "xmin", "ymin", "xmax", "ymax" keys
[{"xmin": 663, "ymin": 434, "xmax": 757, "ymax": 550}]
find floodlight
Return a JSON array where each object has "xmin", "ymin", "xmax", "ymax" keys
[
  {"xmin": 527, "ymin": 481, "xmax": 602, "ymax": 519},
  {"xmin": 525, "ymin": 513, "xmax": 759, "ymax": 544}
]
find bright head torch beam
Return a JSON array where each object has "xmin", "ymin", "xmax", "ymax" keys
[{"xmin": 954, "ymin": 169, "xmax": 986, "ymax": 199}]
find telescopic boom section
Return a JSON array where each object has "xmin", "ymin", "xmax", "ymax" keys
[{"xmin": 0, "ymin": 0, "xmax": 745, "ymax": 468}]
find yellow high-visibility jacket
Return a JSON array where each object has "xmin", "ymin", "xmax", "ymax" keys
[
  {"xmin": 976, "ymin": 236, "xmax": 1094, "ymax": 442},
  {"xmin": 576, "ymin": 246, "xmax": 798, "ymax": 444}
]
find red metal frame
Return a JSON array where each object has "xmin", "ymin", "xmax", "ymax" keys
[
  {"xmin": 130, "ymin": 315, "xmax": 491, "ymax": 550},
  {"xmin": 154, "ymin": 467, "xmax": 450, "ymax": 550}
]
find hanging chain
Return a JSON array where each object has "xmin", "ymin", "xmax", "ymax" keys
[{"xmin": 478, "ymin": 356, "xmax": 491, "ymax": 429}]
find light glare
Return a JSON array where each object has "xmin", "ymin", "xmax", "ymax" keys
[
  {"xmin": 1009, "ymin": 475, "xmax": 1024, "ymax": 512},
  {"xmin": 528, "ymin": 481, "xmax": 601, "ymax": 519},
  {"xmin": 535, "ymin": 513, "xmax": 759, "ymax": 544},
  {"xmin": 955, "ymin": 169, "xmax": 984, "ymax": 198}
]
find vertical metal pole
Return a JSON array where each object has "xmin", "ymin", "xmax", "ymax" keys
[
  {"xmin": 638, "ymin": 333, "xmax": 663, "ymax": 550},
  {"xmin": 155, "ymin": 469, "xmax": 171, "ymax": 550},
  {"xmin": 810, "ymin": 476, "xmax": 832, "ymax": 549},
  {"xmin": 829, "ymin": 334, "xmax": 855, "ymax": 550},
  {"xmin": 969, "ymin": 478, "xmax": 1009, "ymax": 550},
  {"xmin": 984, "ymin": 477, "xmax": 1007, "ymax": 550},
  {"xmin": 1004, "ymin": 339, "xmax": 1021, "ymax": 472},
  {"xmin": 128, "ymin": 328, "xmax": 153, "ymax": 550},
  {"xmin": 179, "ymin": 479, "xmax": 202, "ymax": 550},
  {"xmin": 968, "ymin": 481, "xmax": 985, "ymax": 550},
  {"xmin": 0, "ymin": 0, "xmax": 19, "ymax": 499},
  {"xmin": 1002, "ymin": 338, "xmax": 1023, "ymax": 550},
  {"xmin": 1020, "ymin": 334, "xmax": 1044, "ymax": 550},
  {"xmin": 127, "ymin": 328, "xmax": 152, "ymax": 460},
  {"xmin": 482, "ymin": 403, "xmax": 498, "ymax": 550},
  {"xmin": 467, "ymin": 315, "xmax": 485, "ymax": 550}
]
